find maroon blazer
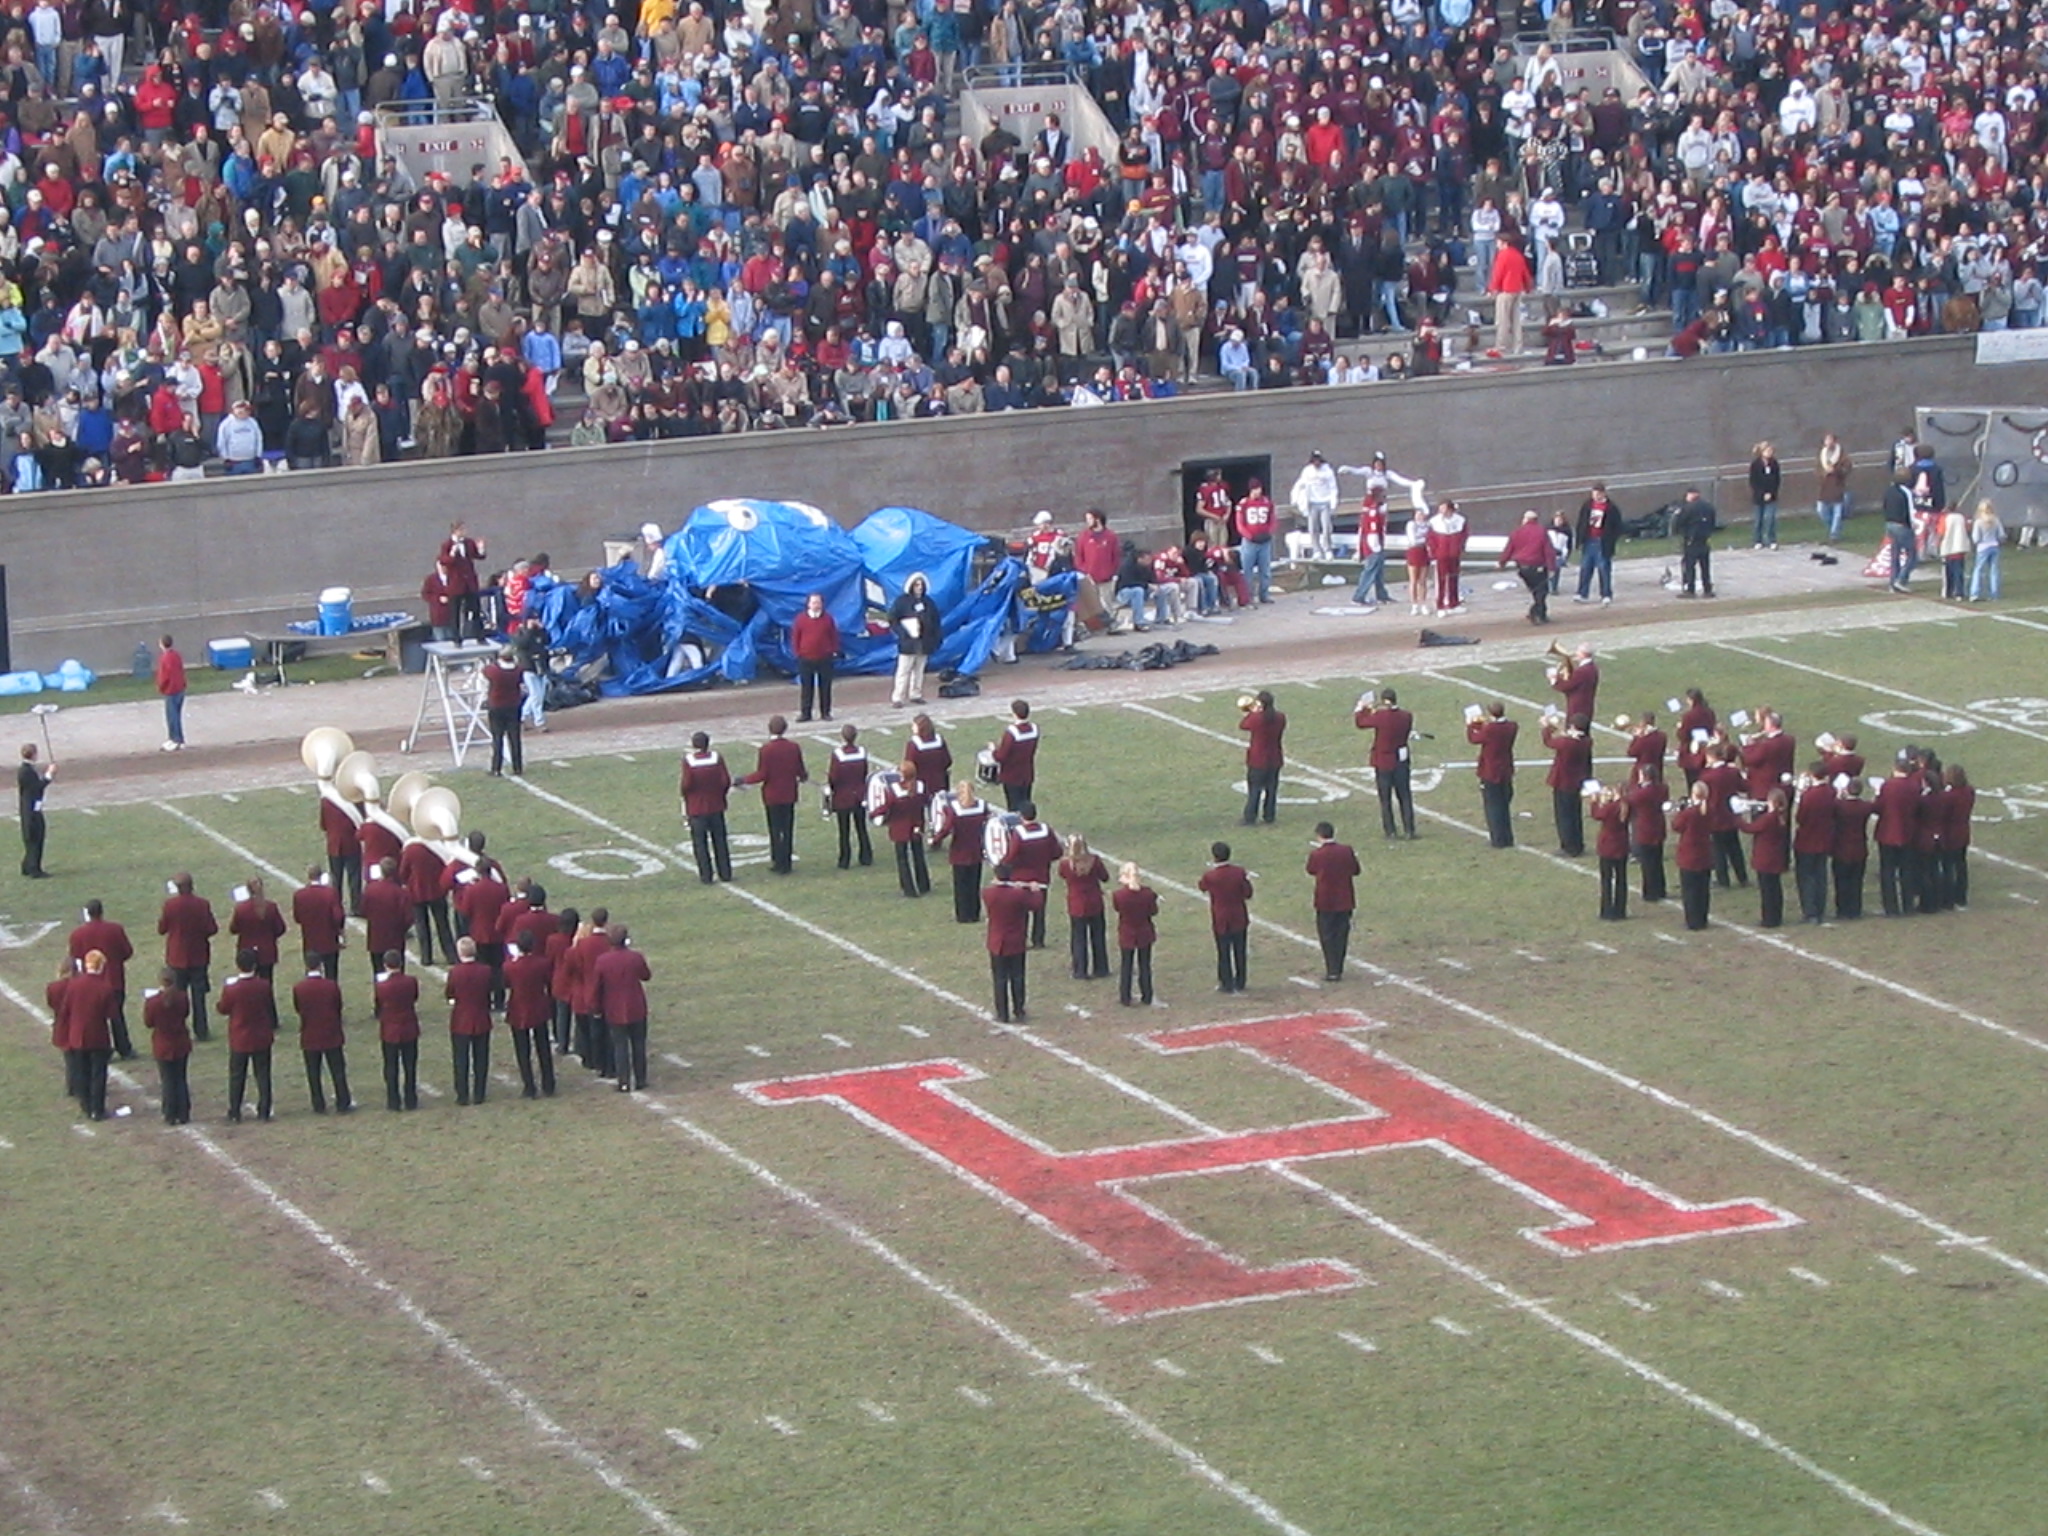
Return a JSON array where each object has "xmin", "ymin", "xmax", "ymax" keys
[
  {"xmin": 399, "ymin": 841, "xmax": 448, "ymax": 904},
  {"xmin": 1672, "ymin": 804, "xmax": 1713, "ymax": 873},
  {"xmin": 484, "ymin": 657, "xmax": 524, "ymax": 710},
  {"xmin": 993, "ymin": 720, "xmax": 1039, "ymax": 786},
  {"xmin": 1305, "ymin": 840, "xmax": 1360, "ymax": 912},
  {"xmin": 1541, "ymin": 724, "xmax": 1591, "ymax": 791},
  {"xmin": 452, "ymin": 873, "xmax": 510, "ymax": 940},
  {"xmin": 1006, "ymin": 821, "xmax": 1058, "ymax": 884},
  {"xmin": 1739, "ymin": 809, "xmax": 1790, "ymax": 875},
  {"xmin": 1354, "ymin": 706, "xmax": 1412, "ymax": 772},
  {"xmin": 1467, "ymin": 718, "xmax": 1517, "ymax": 785},
  {"xmin": 503, "ymin": 950, "xmax": 554, "ymax": 1030},
  {"xmin": 230, "ymin": 898, "xmax": 288, "ymax": 968},
  {"xmin": 594, "ymin": 944, "xmax": 652, "ymax": 1025},
  {"xmin": 1740, "ymin": 732, "xmax": 1797, "ymax": 798},
  {"xmin": 745, "ymin": 737, "xmax": 809, "ymax": 806},
  {"xmin": 567, "ymin": 932, "xmax": 612, "ymax": 1015},
  {"xmin": 293, "ymin": 882, "xmax": 346, "ymax": 955},
  {"xmin": 1833, "ymin": 798, "xmax": 1876, "ymax": 864},
  {"xmin": 68, "ymin": 918, "xmax": 133, "ymax": 990},
  {"xmin": 906, "ymin": 733, "xmax": 953, "ymax": 797},
  {"xmin": 1113, "ymin": 885, "xmax": 1158, "ymax": 950},
  {"xmin": 145, "ymin": 988, "xmax": 192, "ymax": 1061},
  {"xmin": 1624, "ymin": 781, "xmax": 1667, "ymax": 846},
  {"xmin": 1873, "ymin": 773, "xmax": 1922, "ymax": 848},
  {"xmin": 983, "ymin": 882, "xmax": 1041, "ymax": 955},
  {"xmin": 791, "ymin": 610, "xmax": 839, "ymax": 662},
  {"xmin": 360, "ymin": 817, "xmax": 403, "ymax": 871},
  {"xmin": 1698, "ymin": 762, "xmax": 1744, "ymax": 832},
  {"xmin": 1793, "ymin": 783, "xmax": 1837, "ymax": 857},
  {"xmin": 374, "ymin": 972, "xmax": 421, "ymax": 1044},
  {"xmin": 62, "ymin": 972, "xmax": 118, "ymax": 1052},
  {"xmin": 320, "ymin": 796, "xmax": 362, "ymax": 856},
  {"xmin": 215, "ymin": 972, "xmax": 277, "ymax": 1054},
  {"xmin": 934, "ymin": 799, "xmax": 989, "ymax": 868},
  {"xmin": 1591, "ymin": 797, "xmax": 1629, "ymax": 860},
  {"xmin": 293, "ymin": 973, "xmax": 346, "ymax": 1051},
  {"xmin": 679, "ymin": 752, "xmax": 732, "ymax": 816},
  {"xmin": 1626, "ymin": 728, "xmax": 1668, "ymax": 777},
  {"xmin": 1944, "ymin": 784, "xmax": 1976, "ymax": 850},
  {"xmin": 445, "ymin": 960, "xmax": 496, "ymax": 1035},
  {"xmin": 158, "ymin": 893, "xmax": 219, "ymax": 970},
  {"xmin": 827, "ymin": 746, "xmax": 870, "ymax": 811},
  {"xmin": 1198, "ymin": 862, "xmax": 1254, "ymax": 933},
  {"xmin": 361, "ymin": 876, "xmax": 413, "ymax": 959},
  {"xmin": 1059, "ymin": 854, "xmax": 1108, "ymax": 917},
  {"xmin": 1240, "ymin": 708, "xmax": 1286, "ymax": 770},
  {"xmin": 879, "ymin": 780, "xmax": 923, "ymax": 844},
  {"xmin": 1554, "ymin": 660, "xmax": 1598, "ymax": 724}
]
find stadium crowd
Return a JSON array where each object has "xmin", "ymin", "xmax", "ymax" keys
[{"xmin": 0, "ymin": 0, "xmax": 2043, "ymax": 491}]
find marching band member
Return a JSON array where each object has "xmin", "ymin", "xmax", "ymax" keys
[
  {"xmin": 67, "ymin": 899, "xmax": 136, "ymax": 1059},
  {"xmin": 48, "ymin": 958, "xmax": 76, "ymax": 1101},
  {"xmin": 827, "ymin": 724, "xmax": 876, "ymax": 870},
  {"xmin": 1941, "ymin": 764, "xmax": 1975, "ymax": 909},
  {"xmin": 982, "ymin": 865, "xmax": 1043, "ymax": 1023},
  {"xmin": 1059, "ymin": 834, "xmax": 1111, "ymax": 980},
  {"xmin": 374, "ymin": 950, "xmax": 421, "ymax": 1112},
  {"xmin": 1738, "ymin": 709, "xmax": 1796, "ymax": 799},
  {"xmin": 1874, "ymin": 751, "xmax": 1925, "ymax": 917},
  {"xmin": 1006, "ymin": 801, "xmax": 1059, "ymax": 949},
  {"xmin": 399, "ymin": 831, "xmax": 455, "ymax": 966},
  {"xmin": 742, "ymin": 716, "xmax": 809, "ymax": 875},
  {"xmin": 906, "ymin": 714, "xmax": 953, "ymax": 802},
  {"xmin": 594, "ymin": 924, "xmax": 652, "ymax": 1093},
  {"xmin": 1623, "ymin": 764, "xmax": 1669, "ymax": 903},
  {"xmin": 1113, "ymin": 862, "xmax": 1158, "ymax": 1007},
  {"xmin": 504, "ymin": 933, "xmax": 556, "ymax": 1099},
  {"xmin": 1675, "ymin": 689, "xmax": 1717, "ymax": 787},
  {"xmin": 1549, "ymin": 643, "xmax": 1599, "ymax": 723},
  {"xmin": 230, "ymin": 876, "xmax": 288, "ymax": 999},
  {"xmin": 1624, "ymin": 710, "xmax": 1668, "ymax": 777},
  {"xmin": 1912, "ymin": 750, "xmax": 1946, "ymax": 914},
  {"xmin": 65, "ymin": 950, "xmax": 118, "ymax": 1122},
  {"xmin": 1198, "ymin": 841, "xmax": 1254, "ymax": 993},
  {"xmin": 1239, "ymin": 689, "xmax": 1286, "ymax": 826},
  {"xmin": 319, "ymin": 782, "xmax": 363, "ymax": 914},
  {"xmin": 293, "ymin": 960, "xmax": 351, "ymax": 1114},
  {"xmin": 1791, "ymin": 764, "xmax": 1837, "ymax": 924},
  {"xmin": 159, "ymin": 873, "xmax": 219, "ymax": 1042},
  {"xmin": 358, "ymin": 797, "xmax": 403, "ymax": 886},
  {"xmin": 992, "ymin": 700, "xmax": 1040, "ymax": 813},
  {"xmin": 1672, "ymin": 781, "xmax": 1714, "ymax": 932},
  {"xmin": 294, "ymin": 864, "xmax": 347, "ymax": 982},
  {"xmin": 1542, "ymin": 712, "xmax": 1592, "ymax": 856},
  {"xmin": 545, "ymin": 908, "xmax": 579, "ymax": 1056},
  {"xmin": 1831, "ymin": 777, "xmax": 1876, "ymax": 919},
  {"xmin": 1737, "ymin": 787, "xmax": 1791, "ymax": 929},
  {"xmin": 145, "ymin": 967, "xmax": 193, "ymax": 1125},
  {"xmin": 877, "ymin": 758, "xmax": 930, "ymax": 897},
  {"xmin": 1305, "ymin": 822, "xmax": 1360, "ymax": 982},
  {"xmin": 217, "ymin": 946, "xmax": 277, "ymax": 1123},
  {"xmin": 445, "ymin": 936, "xmax": 496, "ymax": 1106},
  {"xmin": 1697, "ymin": 744, "xmax": 1749, "ymax": 889},
  {"xmin": 679, "ymin": 732, "xmax": 735, "ymax": 884},
  {"xmin": 360, "ymin": 857, "xmax": 412, "ymax": 987},
  {"xmin": 1467, "ymin": 701, "xmax": 1518, "ymax": 849},
  {"xmin": 1590, "ymin": 783, "xmax": 1630, "ymax": 920},
  {"xmin": 1820, "ymin": 731, "xmax": 1865, "ymax": 782},
  {"xmin": 566, "ymin": 908, "xmax": 614, "ymax": 1075},
  {"xmin": 1354, "ymin": 688, "xmax": 1418, "ymax": 840},
  {"xmin": 929, "ymin": 779, "xmax": 991, "ymax": 925}
]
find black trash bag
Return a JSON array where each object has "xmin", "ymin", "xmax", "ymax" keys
[
  {"xmin": 938, "ymin": 674, "xmax": 981, "ymax": 698},
  {"xmin": 1417, "ymin": 629, "xmax": 1481, "ymax": 647},
  {"xmin": 545, "ymin": 675, "xmax": 602, "ymax": 709}
]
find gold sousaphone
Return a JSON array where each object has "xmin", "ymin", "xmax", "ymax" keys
[{"xmin": 300, "ymin": 727, "xmax": 355, "ymax": 780}]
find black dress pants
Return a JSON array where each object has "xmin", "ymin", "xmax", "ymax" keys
[
  {"xmin": 1069, "ymin": 914, "xmax": 1108, "ymax": 978},
  {"xmin": 452, "ymin": 1033, "xmax": 490, "ymax": 1104},
  {"xmin": 765, "ymin": 803, "xmax": 797, "ymax": 872},
  {"xmin": 1214, "ymin": 929, "xmax": 1248, "ymax": 992},
  {"xmin": 158, "ymin": 1055, "xmax": 191, "ymax": 1124},
  {"xmin": 990, "ymin": 952, "xmax": 1026, "ymax": 1021},
  {"xmin": 1679, "ymin": 867, "xmax": 1711, "ymax": 930},
  {"xmin": 952, "ymin": 863, "xmax": 981, "ymax": 923},
  {"xmin": 690, "ymin": 813, "xmax": 733, "ymax": 882},
  {"xmin": 382, "ymin": 1039, "xmax": 419, "ymax": 1109},
  {"xmin": 513, "ymin": 1027, "xmax": 556, "ymax": 1096},
  {"xmin": 228, "ymin": 1047, "xmax": 273, "ymax": 1120},
  {"xmin": 1316, "ymin": 910, "xmax": 1351, "ymax": 979},
  {"xmin": 304, "ymin": 1047, "xmax": 351, "ymax": 1112},
  {"xmin": 1118, "ymin": 945, "xmax": 1153, "ymax": 1005}
]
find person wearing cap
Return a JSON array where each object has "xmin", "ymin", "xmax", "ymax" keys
[{"xmin": 1290, "ymin": 450, "xmax": 1339, "ymax": 561}]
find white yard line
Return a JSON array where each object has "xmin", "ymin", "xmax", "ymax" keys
[
  {"xmin": 0, "ymin": 974, "xmax": 694, "ymax": 1536},
  {"xmin": 1715, "ymin": 642, "xmax": 2048, "ymax": 745},
  {"xmin": 1334, "ymin": 1331, "xmax": 1377, "ymax": 1354},
  {"xmin": 0, "ymin": 1443, "xmax": 79, "ymax": 1534}
]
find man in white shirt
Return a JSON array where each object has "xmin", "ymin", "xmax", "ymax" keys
[{"xmin": 1290, "ymin": 450, "xmax": 1340, "ymax": 561}]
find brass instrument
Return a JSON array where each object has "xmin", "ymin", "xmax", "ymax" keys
[
  {"xmin": 1544, "ymin": 641, "xmax": 1573, "ymax": 686},
  {"xmin": 300, "ymin": 727, "xmax": 355, "ymax": 780},
  {"xmin": 387, "ymin": 771, "xmax": 433, "ymax": 831},
  {"xmin": 409, "ymin": 785, "xmax": 477, "ymax": 868},
  {"xmin": 1613, "ymin": 713, "xmax": 1632, "ymax": 731},
  {"xmin": 1237, "ymin": 692, "xmax": 1260, "ymax": 712}
]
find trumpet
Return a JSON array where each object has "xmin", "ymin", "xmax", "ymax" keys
[
  {"xmin": 1614, "ymin": 713, "xmax": 1632, "ymax": 731},
  {"xmin": 1237, "ymin": 692, "xmax": 1260, "ymax": 712}
]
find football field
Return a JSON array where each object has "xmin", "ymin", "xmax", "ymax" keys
[{"xmin": 7, "ymin": 591, "xmax": 2048, "ymax": 1536}]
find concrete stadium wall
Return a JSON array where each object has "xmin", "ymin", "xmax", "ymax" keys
[{"xmin": 10, "ymin": 336, "xmax": 2044, "ymax": 670}]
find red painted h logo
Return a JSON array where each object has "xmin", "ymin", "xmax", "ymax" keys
[{"xmin": 742, "ymin": 1012, "xmax": 1795, "ymax": 1321}]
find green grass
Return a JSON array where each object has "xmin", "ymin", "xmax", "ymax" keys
[
  {"xmin": 7, "ymin": 588, "xmax": 2048, "ymax": 1534},
  {"xmin": 0, "ymin": 651, "xmax": 387, "ymax": 715}
]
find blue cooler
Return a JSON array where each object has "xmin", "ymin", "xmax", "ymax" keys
[
  {"xmin": 317, "ymin": 586, "xmax": 354, "ymax": 635},
  {"xmin": 208, "ymin": 638, "xmax": 254, "ymax": 670}
]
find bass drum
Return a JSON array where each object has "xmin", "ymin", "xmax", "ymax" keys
[
  {"xmin": 983, "ymin": 810, "xmax": 1021, "ymax": 869},
  {"xmin": 925, "ymin": 788, "xmax": 958, "ymax": 840},
  {"xmin": 864, "ymin": 768, "xmax": 902, "ymax": 818}
]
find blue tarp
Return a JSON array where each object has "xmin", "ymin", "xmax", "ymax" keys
[{"xmin": 535, "ymin": 500, "xmax": 1067, "ymax": 697}]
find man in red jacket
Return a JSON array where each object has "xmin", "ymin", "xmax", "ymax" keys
[
  {"xmin": 375, "ymin": 951, "xmax": 421, "ymax": 1111},
  {"xmin": 293, "ymin": 962, "xmax": 351, "ymax": 1113},
  {"xmin": 230, "ymin": 875, "xmax": 288, "ymax": 982},
  {"xmin": 1874, "ymin": 751, "xmax": 1925, "ymax": 916},
  {"xmin": 991, "ymin": 699, "xmax": 1040, "ymax": 812},
  {"xmin": 159, "ymin": 873, "xmax": 219, "ymax": 1041},
  {"xmin": 1239, "ymin": 690, "xmax": 1286, "ymax": 825},
  {"xmin": 594, "ymin": 924, "xmax": 652, "ymax": 1091},
  {"xmin": 1541, "ymin": 714, "xmax": 1592, "ymax": 856},
  {"xmin": 790, "ymin": 590, "xmax": 840, "ymax": 722},
  {"xmin": 1354, "ymin": 688, "xmax": 1418, "ymax": 840},
  {"xmin": 400, "ymin": 834, "xmax": 456, "ymax": 964},
  {"xmin": 504, "ymin": 934, "xmax": 556, "ymax": 1098},
  {"xmin": 929, "ymin": 778, "xmax": 991, "ymax": 924},
  {"xmin": 680, "ymin": 732, "xmax": 735, "ymax": 883},
  {"xmin": 155, "ymin": 633, "xmax": 187, "ymax": 751},
  {"xmin": 982, "ymin": 868, "xmax": 1042, "ymax": 1023},
  {"xmin": 1498, "ymin": 509, "xmax": 1558, "ymax": 624},
  {"xmin": 1792, "ymin": 763, "xmax": 1837, "ymax": 924},
  {"xmin": 68, "ymin": 898, "xmax": 136, "ymax": 1059},
  {"xmin": 293, "ymin": 864, "xmax": 347, "ymax": 981},
  {"xmin": 1305, "ymin": 823, "xmax": 1360, "ymax": 982},
  {"xmin": 484, "ymin": 647, "xmax": 525, "ymax": 777},
  {"xmin": 360, "ymin": 857, "xmax": 412, "ymax": 981},
  {"xmin": 1466, "ymin": 702, "xmax": 1519, "ymax": 848},
  {"xmin": 217, "ymin": 947, "xmax": 277, "ymax": 1122},
  {"xmin": 445, "ymin": 935, "xmax": 496, "ymax": 1105},
  {"xmin": 1738, "ymin": 710, "xmax": 1796, "ymax": 799},
  {"xmin": 742, "ymin": 716, "xmax": 808, "ymax": 874},
  {"xmin": 1198, "ymin": 840, "xmax": 1254, "ymax": 992}
]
